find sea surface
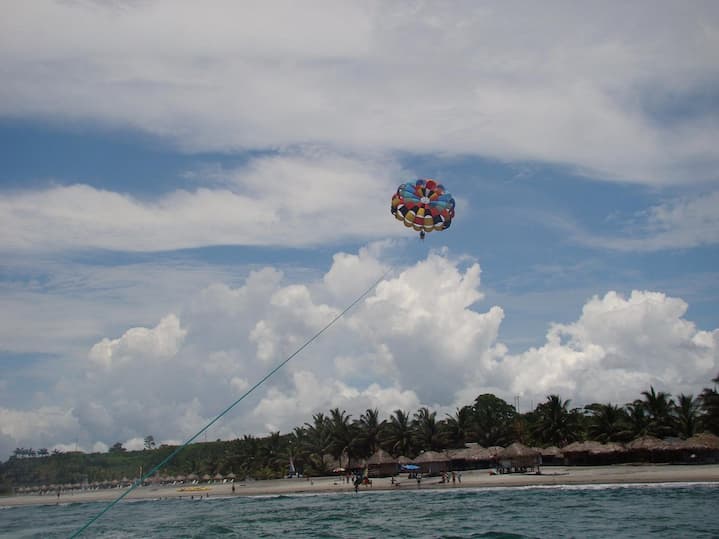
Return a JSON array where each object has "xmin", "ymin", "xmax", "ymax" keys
[{"xmin": 2, "ymin": 482, "xmax": 718, "ymax": 538}]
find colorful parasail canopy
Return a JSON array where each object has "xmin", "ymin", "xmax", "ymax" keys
[{"xmin": 390, "ymin": 179, "xmax": 455, "ymax": 237}]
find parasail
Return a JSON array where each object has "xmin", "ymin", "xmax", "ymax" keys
[{"xmin": 390, "ymin": 178, "xmax": 455, "ymax": 239}]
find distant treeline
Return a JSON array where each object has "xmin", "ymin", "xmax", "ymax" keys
[{"xmin": 2, "ymin": 374, "xmax": 718, "ymax": 493}]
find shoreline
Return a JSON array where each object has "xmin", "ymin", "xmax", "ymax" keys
[{"xmin": 2, "ymin": 464, "xmax": 719, "ymax": 508}]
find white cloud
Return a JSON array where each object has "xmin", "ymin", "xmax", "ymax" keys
[
  {"xmin": 1, "ymin": 2, "xmax": 717, "ymax": 184},
  {"xmin": 0, "ymin": 406, "xmax": 79, "ymax": 447},
  {"xmin": 88, "ymin": 314, "xmax": 186, "ymax": 367},
  {"xmin": 506, "ymin": 290, "xmax": 719, "ymax": 404},
  {"xmin": 0, "ymin": 152, "xmax": 402, "ymax": 252},
  {"xmin": 0, "ymin": 247, "xmax": 717, "ymax": 459}
]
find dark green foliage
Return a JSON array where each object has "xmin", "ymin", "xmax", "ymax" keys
[
  {"xmin": 4, "ymin": 375, "xmax": 719, "ymax": 490},
  {"xmin": 528, "ymin": 395, "xmax": 582, "ymax": 446},
  {"xmin": 584, "ymin": 403, "xmax": 633, "ymax": 442},
  {"xmin": 473, "ymin": 394, "xmax": 517, "ymax": 447},
  {"xmin": 700, "ymin": 374, "xmax": 719, "ymax": 435}
]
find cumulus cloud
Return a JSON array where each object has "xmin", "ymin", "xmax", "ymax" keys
[
  {"xmin": 0, "ymin": 152, "xmax": 403, "ymax": 252},
  {"xmin": 506, "ymin": 290, "xmax": 719, "ymax": 405},
  {"xmin": 88, "ymin": 314, "xmax": 186, "ymax": 367},
  {"xmin": 1, "ymin": 2, "xmax": 717, "ymax": 184},
  {"xmin": 0, "ymin": 248, "xmax": 717, "ymax": 459}
]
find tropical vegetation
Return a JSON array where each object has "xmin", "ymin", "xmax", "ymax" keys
[{"xmin": 2, "ymin": 373, "xmax": 718, "ymax": 493}]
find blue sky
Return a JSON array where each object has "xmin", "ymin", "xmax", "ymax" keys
[{"xmin": 0, "ymin": 1, "xmax": 717, "ymax": 458}]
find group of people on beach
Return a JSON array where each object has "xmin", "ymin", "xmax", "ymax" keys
[{"xmin": 440, "ymin": 470, "xmax": 461, "ymax": 485}]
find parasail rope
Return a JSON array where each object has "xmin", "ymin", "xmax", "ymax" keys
[{"xmin": 69, "ymin": 267, "xmax": 392, "ymax": 538}]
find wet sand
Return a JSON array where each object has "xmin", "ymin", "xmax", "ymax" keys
[{"xmin": 2, "ymin": 464, "xmax": 718, "ymax": 507}]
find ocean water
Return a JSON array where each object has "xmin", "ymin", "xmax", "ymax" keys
[{"xmin": 2, "ymin": 483, "xmax": 718, "ymax": 538}]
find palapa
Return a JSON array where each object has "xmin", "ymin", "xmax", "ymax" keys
[
  {"xmin": 412, "ymin": 450, "xmax": 450, "ymax": 463},
  {"xmin": 680, "ymin": 432, "xmax": 719, "ymax": 450},
  {"xmin": 538, "ymin": 446, "xmax": 563, "ymax": 457},
  {"xmin": 499, "ymin": 442, "xmax": 539, "ymax": 459},
  {"xmin": 497, "ymin": 443, "xmax": 540, "ymax": 471},
  {"xmin": 367, "ymin": 448, "xmax": 399, "ymax": 477},
  {"xmin": 562, "ymin": 441, "xmax": 624, "ymax": 455},
  {"xmin": 449, "ymin": 444, "xmax": 491, "ymax": 461},
  {"xmin": 412, "ymin": 450, "xmax": 450, "ymax": 474},
  {"xmin": 626, "ymin": 435, "xmax": 671, "ymax": 451},
  {"xmin": 366, "ymin": 448, "xmax": 396, "ymax": 465}
]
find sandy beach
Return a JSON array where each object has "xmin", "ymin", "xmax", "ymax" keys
[{"xmin": 2, "ymin": 464, "xmax": 718, "ymax": 508}]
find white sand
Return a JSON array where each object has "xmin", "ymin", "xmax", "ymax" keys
[{"xmin": 2, "ymin": 464, "xmax": 718, "ymax": 507}]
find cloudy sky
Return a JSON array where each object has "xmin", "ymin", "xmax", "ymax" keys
[{"xmin": 1, "ymin": 1, "xmax": 718, "ymax": 459}]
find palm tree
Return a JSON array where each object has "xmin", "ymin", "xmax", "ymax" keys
[
  {"xmin": 584, "ymin": 403, "xmax": 631, "ymax": 442},
  {"xmin": 675, "ymin": 394, "xmax": 701, "ymax": 438},
  {"xmin": 641, "ymin": 386, "xmax": 676, "ymax": 437},
  {"xmin": 381, "ymin": 409, "xmax": 414, "ymax": 457},
  {"xmin": 530, "ymin": 395, "xmax": 580, "ymax": 447},
  {"xmin": 231, "ymin": 435, "xmax": 261, "ymax": 479},
  {"xmin": 259, "ymin": 431, "xmax": 283, "ymax": 470},
  {"xmin": 355, "ymin": 408, "xmax": 384, "ymax": 457},
  {"xmin": 327, "ymin": 408, "xmax": 360, "ymax": 468},
  {"xmin": 412, "ymin": 407, "xmax": 444, "ymax": 451},
  {"xmin": 626, "ymin": 400, "xmax": 650, "ymax": 438},
  {"xmin": 443, "ymin": 405, "xmax": 476, "ymax": 447},
  {"xmin": 473, "ymin": 394, "xmax": 517, "ymax": 447},
  {"xmin": 700, "ymin": 373, "xmax": 719, "ymax": 435},
  {"xmin": 301, "ymin": 413, "xmax": 333, "ymax": 473}
]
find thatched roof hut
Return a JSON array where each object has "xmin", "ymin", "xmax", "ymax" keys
[
  {"xmin": 499, "ymin": 442, "xmax": 539, "ymax": 459},
  {"xmin": 449, "ymin": 444, "xmax": 489, "ymax": 460},
  {"xmin": 670, "ymin": 433, "xmax": 719, "ymax": 463},
  {"xmin": 486, "ymin": 446, "xmax": 504, "ymax": 458},
  {"xmin": 446, "ymin": 445, "xmax": 501, "ymax": 470},
  {"xmin": 561, "ymin": 441, "xmax": 625, "ymax": 465},
  {"xmin": 680, "ymin": 432, "xmax": 719, "ymax": 450},
  {"xmin": 413, "ymin": 450, "xmax": 450, "ymax": 475},
  {"xmin": 413, "ymin": 450, "xmax": 449, "ymax": 463},
  {"xmin": 536, "ymin": 446, "xmax": 563, "ymax": 463},
  {"xmin": 396, "ymin": 455, "xmax": 412, "ymax": 465},
  {"xmin": 625, "ymin": 435, "xmax": 679, "ymax": 463},
  {"xmin": 538, "ymin": 446, "xmax": 562, "ymax": 457},
  {"xmin": 626, "ymin": 435, "xmax": 670, "ymax": 451},
  {"xmin": 497, "ymin": 443, "xmax": 540, "ymax": 471},
  {"xmin": 366, "ymin": 448, "xmax": 398, "ymax": 477},
  {"xmin": 367, "ymin": 448, "xmax": 395, "ymax": 465}
]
